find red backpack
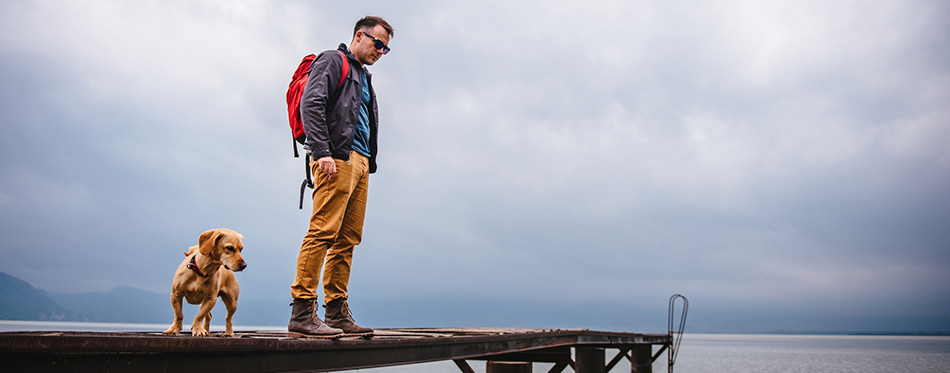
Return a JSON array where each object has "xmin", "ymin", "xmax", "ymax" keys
[{"xmin": 286, "ymin": 50, "xmax": 350, "ymax": 209}]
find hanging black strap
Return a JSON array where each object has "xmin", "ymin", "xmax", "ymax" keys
[
  {"xmin": 298, "ymin": 153, "xmax": 313, "ymax": 209},
  {"xmin": 293, "ymin": 135, "xmax": 300, "ymax": 158}
]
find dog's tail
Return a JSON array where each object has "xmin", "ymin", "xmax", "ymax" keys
[{"xmin": 184, "ymin": 245, "xmax": 199, "ymax": 256}]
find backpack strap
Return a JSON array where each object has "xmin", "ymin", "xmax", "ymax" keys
[{"xmin": 336, "ymin": 50, "xmax": 349, "ymax": 88}]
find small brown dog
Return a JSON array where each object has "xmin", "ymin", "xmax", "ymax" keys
[{"xmin": 162, "ymin": 228, "xmax": 247, "ymax": 337}]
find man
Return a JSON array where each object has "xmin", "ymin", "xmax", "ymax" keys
[{"xmin": 288, "ymin": 16, "xmax": 393, "ymax": 338}]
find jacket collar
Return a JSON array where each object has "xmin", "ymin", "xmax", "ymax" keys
[
  {"xmin": 338, "ymin": 44, "xmax": 371, "ymax": 76},
  {"xmin": 338, "ymin": 44, "xmax": 357, "ymax": 65}
]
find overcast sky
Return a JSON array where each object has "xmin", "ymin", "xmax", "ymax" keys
[{"xmin": 2, "ymin": 0, "xmax": 948, "ymax": 332}]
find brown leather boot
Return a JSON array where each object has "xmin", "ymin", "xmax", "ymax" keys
[
  {"xmin": 325, "ymin": 298, "xmax": 374, "ymax": 337},
  {"xmin": 287, "ymin": 298, "xmax": 343, "ymax": 339}
]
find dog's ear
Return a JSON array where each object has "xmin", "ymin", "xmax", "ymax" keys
[{"xmin": 198, "ymin": 229, "xmax": 219, "ymax": 255}]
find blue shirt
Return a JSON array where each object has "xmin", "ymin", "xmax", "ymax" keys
[{"xmin": 351, "ymin": 67, "xmax": 372, "ymax": 157}]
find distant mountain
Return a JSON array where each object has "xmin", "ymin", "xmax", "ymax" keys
[
  {"xmin": 0, "ymin": 271, "xmax": 169, "ymax": 324},
  {"xmin": 0, "ymin": 271, "xmax": 76, "ymax": 321}
]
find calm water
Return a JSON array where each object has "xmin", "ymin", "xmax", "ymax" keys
[
  {"xmin": 349, "ymin": 333, "xmax": 950, "ymax": 373},
  {"xmin": 3, "ymin": 321, "xmax": 949, "ymax": 372}
]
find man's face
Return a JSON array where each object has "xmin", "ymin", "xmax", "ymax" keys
[{"xmin": 353, "ymin": 25, "xmax": 390, "ymax": 66}]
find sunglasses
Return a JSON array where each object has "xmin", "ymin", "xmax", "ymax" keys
[{"xmin": 362, "ymin": 32, "xmax": 391, "ymax": 55}]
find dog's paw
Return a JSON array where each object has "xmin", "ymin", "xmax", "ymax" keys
[
  {"xmin": 162, "ymin": 328, "xmax": 180, "ymax": 335},
  {"xmin": 191, "ymin": 328, "xmax": 210, "ymax": 337}
]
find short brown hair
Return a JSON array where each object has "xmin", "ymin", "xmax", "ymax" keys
[{"xmin": 353, "ymin": 16, "xmax": 394, "ymax": 38}]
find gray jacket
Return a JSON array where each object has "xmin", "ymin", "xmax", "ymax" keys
[{"xmin": 300, "ymin": 44, "xmax": 378, "ymax": 173}]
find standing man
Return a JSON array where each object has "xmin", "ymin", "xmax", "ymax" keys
[{"xmin": 288, "ymin": 16, "xmax": 393, "ymax": 339}]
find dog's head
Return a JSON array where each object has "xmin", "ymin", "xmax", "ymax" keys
[{"xmin": 198, "ymin": 228, "xmax": 247, "ymax": 272}]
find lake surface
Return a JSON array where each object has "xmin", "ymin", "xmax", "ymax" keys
[
  {"xmin": 3, "ymin": 321, "xmax": 949, "ymax": 372},
  {"xmin": 347, "ymin": 333, "xmax": 950, "ymax": 373}
]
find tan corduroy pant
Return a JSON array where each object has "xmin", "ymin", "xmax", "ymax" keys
[{"xmin": 291, "ymin": 151, "xmax": 370, "ymax": 303}]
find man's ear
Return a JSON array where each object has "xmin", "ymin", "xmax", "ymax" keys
[{"xmin": 198, "ymin": 229, "xmax": 219, "ymax": 255}]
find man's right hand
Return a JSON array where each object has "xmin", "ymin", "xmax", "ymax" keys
[{"xmin": 316, "ymin": 156, "xmax": 337, "ymax": 179}]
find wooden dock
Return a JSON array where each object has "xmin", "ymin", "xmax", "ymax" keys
[{"xmin": 1, "ymin": 328, "xmax": 672, "ymax": 372}]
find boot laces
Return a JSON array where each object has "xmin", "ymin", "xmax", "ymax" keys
[
  {"xmin": 326, "ymin": 300, "xmax": 356, "ymax": 322},
  {"xmin": 341, "ymin": 301, "xmax": 355, "ymax": 321},
  {"xmin": 322, "ymin": 299, "xmax": 357, "ymax": 322},
  {"xmin": 307, "ymin": 299, "xmax": 324, "ymax": 322}
]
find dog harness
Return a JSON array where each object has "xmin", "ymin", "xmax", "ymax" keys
[{"xmin": 187, "ymin": 255, "xmax": 210, "ymax": 277}]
